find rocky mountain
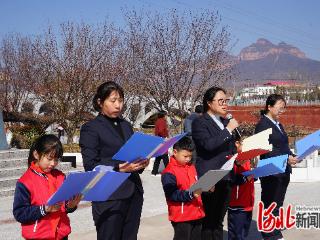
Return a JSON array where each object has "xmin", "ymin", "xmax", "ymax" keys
[
  {"xmin": 239, "ymin": 38, "xmax": 306, "ymax": 61},
  {"xmin": 232, "ymin": 39, "xmax": 320, "ymax": 83}
]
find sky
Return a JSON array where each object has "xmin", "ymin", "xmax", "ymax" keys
[{"xmin": 1, "ymin": 0, "xmax": 319, "ymax": 60}]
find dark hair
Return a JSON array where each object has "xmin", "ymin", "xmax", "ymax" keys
[
  {"xmin": 173, "ymin": 136, "xmax": 195, "ymax": 152},
  {"xmin": 194, "ymin": 104, "xmax": 203, "ymax": 114},
  {"xmin": 233, "ymin": 131, "xmax": 242, "ymax": 142},
  {"xmin": 28, "ymin": 134, "xmax": 63, "ymax": 167},
  {"xmin": 202, "ymin": 87, "xmax": 226, "ymax": 112},
  {"xmin": 157, "ymin": 110, "xmax": 167, "ymax": 118},
  {"xmin": 92, "ymin": 81, "xmax": 124, "ymax": 112},
  {"xmin": 260, "ymin": 94, "xmax": 286, "ymax": 116}
]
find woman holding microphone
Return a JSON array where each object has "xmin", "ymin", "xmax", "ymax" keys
[{"xmin": 192, "ymin": 86, "xmax": 239, "ymax": 240}]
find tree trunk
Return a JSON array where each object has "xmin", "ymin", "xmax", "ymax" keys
[{"xmin": 66, "ymin": 129, "xmax": 75, "ymax": 145}]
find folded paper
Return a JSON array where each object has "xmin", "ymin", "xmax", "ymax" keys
[
  {"xmin": 295, "ymin": 129, "xmax": 320, "ymax": 161},
  {"xmin": 112, "ymin": 132, "xmax": 187, "ymax": 162},
  {"xmin": 242, "ymin": 154, "xmax": 288, "ymax": 178},
  {"xmin": 241, "ymin": 128, "xmax": 272, "ymax": 152},
  {"xmin": 189, "ymin": 170, "xmax": 229, "ymax": 192},
  {"xmin": 47, "ymin": 166, "xmax": 130, "ymax": 205},
  {"xmin": 221, "ymin": 129, "xmax": 272, "ymax": 169}
]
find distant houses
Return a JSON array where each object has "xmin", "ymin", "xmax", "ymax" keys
[{"xmin": 235, "ymin": 80, "xmax": 319, "ymax": 103}]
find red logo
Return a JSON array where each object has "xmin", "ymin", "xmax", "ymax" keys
[{"xmin": 257, "ymin": 201, "xmax": 296, "ymax": 232}]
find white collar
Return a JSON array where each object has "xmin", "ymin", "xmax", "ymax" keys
[
  {"xmin": 208, "ymin": 113, "xmax": 224, "ymax": 130},
  {"xmin": 208, "ymin": 113, "xmax": 222, "ymax": 121},
  {"xmin": 264, "ymin": 114, "xmax": 280, "ymax": 125}
]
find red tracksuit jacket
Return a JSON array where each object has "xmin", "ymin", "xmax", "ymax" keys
[
  {"xmin": 229, "ymin": 161, "xmax": 255, "ymax": 211},
  {"xmin": 15, "ymin": 168, "xmax": 71, "ymax": 239},
  {"xmin": 161, "ymin": 157, "xmax": 205, "ymax": 222}
]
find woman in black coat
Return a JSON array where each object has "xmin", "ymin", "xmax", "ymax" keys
[
  {"xmin": 79, "ymin": 81, "xmax": 149, "ymax": 240},
  {"xmin": 192, "ymin": 86, "xmax": 239, "ymax": 240},
  {"xmin": 255, "ymin": 94, "xmax": 297, "ymax": 240}
]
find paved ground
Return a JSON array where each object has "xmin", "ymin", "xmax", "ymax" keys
[{"xmin": 1, "ymin": 170, "xmax": 320, "ymax": 239}]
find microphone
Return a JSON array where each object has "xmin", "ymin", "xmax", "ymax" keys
[{"xmin": 226, "ymin": 113, "xmax": 241, "ymax": 138}]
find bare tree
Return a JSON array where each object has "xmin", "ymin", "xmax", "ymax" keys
[
  {"xmin": 32, "ymin": 22, "xmax": 123, "ymax": 143},
  {"xmin": 1, "ymin": 9, "xmax": 235, "ymax": 139},
  {"xmin": 124, "ymin": 10, "xmax": 234, "ymax": 117},
  {"xmin": 0, "ymin": 34, "xmax": 36, "ymax": 113}
]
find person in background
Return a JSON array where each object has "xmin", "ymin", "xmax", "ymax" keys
[
  {"xmin": 151, "ymin": 110, "xmax": 170, "ymax": 175},
  {"xmin": 184, "ymin": 105, "xmax": 204, "ymax": 164},
  {"xmin": 57, "ymin": 124, "xmax": 65, "ymax": 141},
  {"xmin": 255, "ymin": 94, "xmax": 297, "ymax": 240},
  {"xmin": 184, "ymin": 105, "xmax": 203, "ymax": 137},
  {"xmin": 5, "ymin": 125, "xmax": 13, "ymax": 148}
]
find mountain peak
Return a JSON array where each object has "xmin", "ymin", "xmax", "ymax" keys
[
  {"xmin": 256, "ymin": 38, "xmax": 273, "ymax": 45},
  {"xmin": 239, "ymin": 38, "xmax": 306, "ymax": 61}
]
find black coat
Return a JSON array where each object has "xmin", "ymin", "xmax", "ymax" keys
[
  {"xmin": 79, "ymin": 115, "xmax": 143, "ymax": 200},
  {"xmin": 192, "ymin": 112, "xmax": 236, "ymax": 179},
  {"xmin": 254, "ymin": 115, "xmax": 294, "ymax": 174}
]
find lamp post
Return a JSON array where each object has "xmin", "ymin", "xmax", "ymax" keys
[{"xmin": 0, "ymin": 109, "xmax": 8, "ymax": 150}]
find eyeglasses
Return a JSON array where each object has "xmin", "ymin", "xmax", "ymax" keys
[{"xmin": 212, "ymin": 98, "xmax": 230, "ymax": 106}]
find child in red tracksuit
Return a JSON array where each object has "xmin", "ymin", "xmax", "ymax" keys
[
  {"xmin": 13, "ymin": 134, "xmax": 81, "ymax": 240},
  {"xmin": 228, "ymin": 138, "xmax": 255, "ymax": 240},
  {"xmin": 161, "ymin": 136, "xmax": 207, "ymax": 240}
]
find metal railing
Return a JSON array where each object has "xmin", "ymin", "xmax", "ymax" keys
[{"xmin": 230, "ymin": 99, "xmax": 320, "ymax": 106}]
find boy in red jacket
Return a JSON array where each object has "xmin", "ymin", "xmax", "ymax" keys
[
  {"xmin": 228, "ymin": 138, "xmax": 255, "ymax": 240},
  {"xmin": 161, "ymin": 137, "xmax": 206, "ymax": 240}
]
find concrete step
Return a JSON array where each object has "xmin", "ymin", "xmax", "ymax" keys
[
  {"xmin": 0, "ymin": 164, "xmax": 75, "ymax": 198},
  {"xmin": 0, "ymin": 186, "xmax": 15, "ymax": 198},
  {"xmin": 0, "ymin": 176, "xmax": 18, "ymax": 189},
  {"xmin": 0, "ymin": 158, "xmax": 74, "ymax": 170},
  {"xmin": 0, "ymin": 149, "xmax": 29, "ymax": 160},
  {"xmin": 0, "ymin": 158, "xmax": 28, "ymax": 168},
  {"xmin": 0, "ymin": 162, "xmax": 74, "ymax": 197},
  {"xmin": 0, "ymin": 167, "xmax": 27, "ymax": 178},
  {"xmin": 56, "ymin": 162, "xmax": 73, "ymax": 172},
  {"xmin": 67, "ymin": 166, "xmax": 85, "ymax": 174}
]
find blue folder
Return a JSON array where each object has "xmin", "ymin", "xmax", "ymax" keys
[
  {"xmin": 112, "ymin": 132, "xmax": 187, "ymax": 162},
  {"xmin": 242, "ymin": 154, "xmax": 288, "ymax": 178},
  {"xmin": 47, "ymin": 166, "xmax": 130, "ymax": 205},
  {"xmin": 295, "ymin": 130, "xmax": 320, "ymax": 161}
]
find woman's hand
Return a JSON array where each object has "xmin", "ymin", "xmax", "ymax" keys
[
  {"xmin": 226, "ymin": 118, "xmax": 239, "ymax": 132},
  {"xmin": 45, "ymin": 203, "xmax": 62, "ymax": 213},
  {"xmin": 66, "ymin": 194, "xmax": 82, "ymax": 209},
  {"xmin": 288, "ymin": 155, "xmax": 298, "ymax": 166},
  {"xmin": 119, "ymin": 159, "xmax": 150, "ymax": 172}
]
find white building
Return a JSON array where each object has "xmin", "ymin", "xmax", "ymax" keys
[{"xmin": 238, "ymin": 85, "xmax": 276, "ymax": 98}]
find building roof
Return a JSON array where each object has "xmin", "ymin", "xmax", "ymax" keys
[{"xmin": 263, "ymin": 80, "xmax": 296, "ymax": 86}]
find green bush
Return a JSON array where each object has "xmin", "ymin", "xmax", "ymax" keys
[
  {"xmin": 10, "ymin": 125, "xmax": 44, "ymax": 149},
  {"xmin": 63, "ymin": 144, "xmax": 81, "ymax": 153}
]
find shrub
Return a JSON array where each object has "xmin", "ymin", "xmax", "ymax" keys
[
  {"xmin": 10, "ymin": 125, "xmax": 44, "ymax": 149},
  {"xmin": 63, "ymin": 143, "xmax": 81, "ymax": 153}
]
